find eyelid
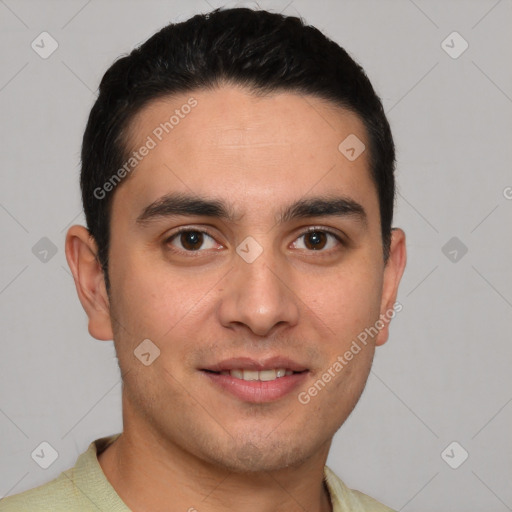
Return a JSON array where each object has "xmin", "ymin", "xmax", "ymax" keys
[
  {"xmin": 165, "ymin": 225, "xmax": 344, "ymax": 241},
  {"xmin": 298, "ymin": 225, "xmax": 345, "ymax": 240},
  {"xmin": 291, "ymin": 226, "xmax": 345, "ymax": 250},
  {"xmin": 166, "ymin": 225, "xmax": 217, "ymax": 239},
  {"xmin": 164, "ymin": 226, "xmax": 222, "ymax": 250},
  {"xmin": 164, "ymin": 225, "xmax": 346, "ymax": 255}
]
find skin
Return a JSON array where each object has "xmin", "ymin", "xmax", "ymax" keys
[{"xmin": 66, "ymin": 85, "xmax": 406, "ymax": 512}]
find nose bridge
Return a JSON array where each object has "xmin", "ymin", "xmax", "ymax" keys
[{"xmin": 219, "ymin": 240, "xmax": 300, "ymax": 335}]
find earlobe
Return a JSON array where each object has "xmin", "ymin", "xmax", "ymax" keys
[
  {"xmin": 65, "ymin": 225, "xmax": 113, "ymax": 341},
  {"xmin": 375, "ymin": 228, "xmax": 407, "ymax": 347}
]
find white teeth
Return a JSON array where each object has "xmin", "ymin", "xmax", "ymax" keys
[
  {"xmin": 225, "ymin": 368, "xmax": 292, "ymax": 381},
  {"xmin": 259, "ymin": 369, "xmax": 276, "ymax": 381},
  {"xmin": 243, "ymin": 370, "xmax": 259, "ymax": 381}
]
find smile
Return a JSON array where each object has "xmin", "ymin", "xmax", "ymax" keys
[
  {"xmin": 201, "ymin": 369, "xmax": 309, "ymax": 403},
  {"xmin": 213, "ymin": 368, "xmax": 299, "ymax": 381}
]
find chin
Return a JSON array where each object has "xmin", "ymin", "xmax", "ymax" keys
[{"xmin": 204, "ymin": 437, "xmax": 313, "ymax": 474}]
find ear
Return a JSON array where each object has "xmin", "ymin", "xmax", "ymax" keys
[
  {"xmin": 375, "ymin": 228, "xmax": 407, "ymax": 347},
  {"xmin": 65, "ymin": 225, "xmax": 113, "ymax": 341}
]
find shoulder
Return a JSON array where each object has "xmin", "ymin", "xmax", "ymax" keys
[
  {"xmin": 0, "ymin": 469, "xmax": 83, "ymax": 512},
  {"xmin": 0, "ymin": 433, "xmax": 124, "ymax": 512},
  {"xmin": 324, "ymin": 465, "xmax": 396, "ymax": 512}
]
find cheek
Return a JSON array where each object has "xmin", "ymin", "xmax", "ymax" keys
[
  {"xmin": 302, "ymin": 262, "xmax": 383, "ymax": 338},
  {"xmin": 109, "ymin": 249, "xmax": 219, "ymax": 343}
]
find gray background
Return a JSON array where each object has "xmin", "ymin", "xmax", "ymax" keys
[{"xmin": 1, "ymin": 0, "xmax": 511, "ymax": 510}]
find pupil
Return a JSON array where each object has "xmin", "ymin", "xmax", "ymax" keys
[
  {"xmin": 307, "ymin": 231, "xmax": 325, "ymax": 250},
  {"xmin": 182, "ymin": 231, "xmax": 202, "ymax": 250}
]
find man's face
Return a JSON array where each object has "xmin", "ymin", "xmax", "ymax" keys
[{"xmin": 104, "ymin": 85, "xmax": 400, "ymax": 472}]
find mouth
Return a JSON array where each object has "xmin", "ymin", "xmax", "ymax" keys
[
  {"xmin": 201, "ymin": 368, "xmax": 306, "ymax": 382},
  {"xmin": 200, "ymin": 357, "xmax": 310, "ymax": 403}
]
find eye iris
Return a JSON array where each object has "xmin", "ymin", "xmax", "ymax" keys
[
  {"xmin": 305, "ymin": 231, "xmax": 326, "ymax": 250},
  {"xmin": 181, "ymin": 231, "xmax": 203, "ymax": 250},
  {"xmin": 177, "ymin": 231, "xmax": 331, "ymax": 251}
]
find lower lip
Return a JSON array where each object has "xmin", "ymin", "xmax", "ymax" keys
[{"xmin": 201, "ymin": 371, "xmax": 309, "ymax": 403}]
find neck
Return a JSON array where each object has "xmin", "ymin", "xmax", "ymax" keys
[{"xmin": 98, "ymin": 426, "xmax": 332, "ymax": 512}]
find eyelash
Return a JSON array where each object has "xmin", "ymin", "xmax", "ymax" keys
[{"xmin": 164, "ymin": 226, "xmax": 345, "ymax": 255}]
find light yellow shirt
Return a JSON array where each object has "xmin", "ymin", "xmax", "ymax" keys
[{"xmin": 0, "ymin": 434, "xmax": 396, "ymax": 511}]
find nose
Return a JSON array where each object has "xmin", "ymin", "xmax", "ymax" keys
[{"xmin": 217, "ymin": 248, "xmax": 300, "ymax": 337}]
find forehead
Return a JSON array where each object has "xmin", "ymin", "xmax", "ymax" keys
[{"xmin": 115, "ymin": 85, "xmax": 379, "ymax": 225}]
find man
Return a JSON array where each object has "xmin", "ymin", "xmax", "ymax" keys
[{"xmin": 1, "ymin": 7, "xmax": 406, "ymax": 512}]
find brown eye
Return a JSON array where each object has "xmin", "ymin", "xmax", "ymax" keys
[
  {"xmin": 168, "ymin": 230, "xmax": 218, "ymax": 251},
  {"xmin": 180, "ymin": 231, "xmax": 203, "ymax": 250},
  {"xmin": 304, "ymin": 231, "xmax": 327, "ymax": 250},
  {"xmin": 291, "ymin": 230, "xmax": 341, "ymax": 252}
]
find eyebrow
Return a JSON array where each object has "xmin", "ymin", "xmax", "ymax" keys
[{"xmin": 136, "ymin": 192, "xmax": 367, "ymax": 227}]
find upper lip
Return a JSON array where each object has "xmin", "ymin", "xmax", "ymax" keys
[{"xmin": 202, "ymin": 356, "xmax": 308, "ymax": 372}]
